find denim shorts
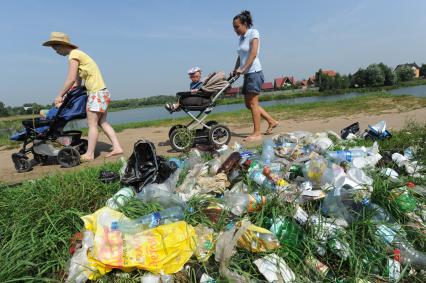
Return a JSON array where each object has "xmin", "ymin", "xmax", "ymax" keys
[{"xmin": 242, "ymin": 71, "xmax": 264, "ymax": 95}]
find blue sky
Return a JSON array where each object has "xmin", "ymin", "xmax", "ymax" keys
[{"xmin": 1, "ymin": 0, "xmax": 425, "ymax": 106}]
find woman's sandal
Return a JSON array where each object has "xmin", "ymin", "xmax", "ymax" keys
[{"xmin": 264, "ymin": 122, "xmax": 279, "ymax": 135}]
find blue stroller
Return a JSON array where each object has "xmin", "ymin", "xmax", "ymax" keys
[{"xmin": 10, "ymin": 87, "xmax": 88, "ymax": 172}]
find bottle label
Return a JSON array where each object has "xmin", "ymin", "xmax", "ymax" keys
[
  {"xmin": 293, "ymin": 206, "xmax": 308, "ymax": 225},
  {"xmin": 376, "ymin": 224, "xmax": 396, "ymax": 244},
  {"xmin": 150, "ymin": 212, "xmax": 161, "ymax": 228},
  {"xmin": 251, "ymin": 171, "xmax": 266, "ymax": 185}
]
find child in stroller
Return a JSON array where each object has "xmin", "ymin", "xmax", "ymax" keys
[
  {"xmin": 165, "ymin": 66, "xmax": 203, "ymax": 113},
  {"xmin": 167, "ymin": 71, "xmax": 240, "ymax": 151}
]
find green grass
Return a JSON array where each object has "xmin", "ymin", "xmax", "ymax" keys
[{"xmin": 0, "ymin": 122, "xmax": 425, "ymax": 282}]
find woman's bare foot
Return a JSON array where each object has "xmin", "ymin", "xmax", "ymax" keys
[
  {"xmin": 105, "ymin": 149, "xmax": 124, "ymax": 158},
  {"xmin": 80, "ymin": 154, "xmax": 94, "ymax": 163},
  {"xmin": 243, "ymin": 135, "xmax": 262, "ymax": 142}
]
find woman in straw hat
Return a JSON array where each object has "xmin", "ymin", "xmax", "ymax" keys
[{"xmin": 43, "ymin": 32, "xmax": 123, "ymax": 161}]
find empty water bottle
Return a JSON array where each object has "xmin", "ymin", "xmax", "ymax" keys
[
  {"xmin": 262, "ymin": 138, "xmax": 275, "ymax": 164},
  {"xmin": 326, "ymin": 149, "xmax": 367, "ymax": 163},
  {"xmin": 136, "ymin": 185, "xmax": 186, "ymax": 209},
  {"xmin": 249, "ymin": 169, "xmax": 276, "ymax": 190},
  {"xmin": 106, "ymin": 187, "xmax": 135, "ymax": 210},
  {"xmin": 111, "ymin": 206, "xmax": 184, "ymax": 234}
]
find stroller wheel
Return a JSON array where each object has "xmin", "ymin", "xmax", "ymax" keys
[
  {"xmin": 209, "ymin": 124, "xmax": 231, "ymax": 147},
  {"xmin": 168, "ymin": 125, "xmax": 185, "ymax": 138},
  {"xmin": 57, "ymin": 147, "xmax": 81, "ymax": 168},
  {"xmin": 12, "ymin": 154, "xmax": 32, "ymax": 173},
  {"xmin": 170, "ymin": 128, "xmax": 194, "ymax": 152}
]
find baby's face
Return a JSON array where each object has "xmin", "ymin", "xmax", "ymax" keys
[{"xmin": 189, "ymin": 71, "xmax": 201, "ymax": 82}]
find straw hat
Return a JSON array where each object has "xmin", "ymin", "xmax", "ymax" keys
[{"xmin": 42, "ymin": 32, "xmax": 78, "ymax": 48}]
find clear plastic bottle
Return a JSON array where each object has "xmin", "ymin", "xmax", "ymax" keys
[
  {"xmin": 262, "ymin": 137, "xmax": 275, "ymax": 164},
  {"xmin": 224, "ymin": 191, "xmax": 266, "ymax": 216},
  {"xmin": 326, "ymin": 149, "xmax": 367, "ymax": 163},
  {"xmin": 136, "ymin": 186, "xmax": 186, "ymax": 209},
  {"xmin": 376, "ymin": 224, "xmax": 426, "ymax": 270},
  {"xmin": 323, "ymin": 190, "xmax": 426, "ymax": 270},
  {"xmin": 111, "ymin": 206, "xmax": 184, "ymax": 234},
  {"xmin": 249, "ymin": 169, "xmax": 276, "ymax": 190},
  {"xmin": 106, "ymin": 187, "xmax": 135, "ymax": 210}
]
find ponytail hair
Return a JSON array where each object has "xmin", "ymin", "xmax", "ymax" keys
[{"xmin": 233, "ymin": 10, "xmax": 253, "ymax": 28}]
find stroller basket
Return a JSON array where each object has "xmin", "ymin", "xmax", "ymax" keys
[
  {"xmin": 177, "ymin": 92, "xmax": 211, "ymax": 111},
  {"xmin": 57, "ymin": 130, "xmax": 82, "ymax": 146},
  {"xmin": 22, "ymin": 118, "xmax": 51, "ymax": 128}
]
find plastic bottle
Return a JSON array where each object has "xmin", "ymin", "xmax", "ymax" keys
[
  {"xmin": 249, "ymin": 169, "xmax": 276, "ymax": 190},
  {"xmin": 389, "ymin": 186, "xmax": 417, "ymax": 212},
  {"xmin": 326, "ymin": 149, "xmax": 367, "ymax": 163},
  {"xmin": 305, "ymin": 155, "xmax": 329, "ymax": 188},
  {"xmin": 111, "ymin": 206, "xmax": 184, "ymax": 234},
  {"xmin": 217, "ymin": 152, "xmax": 241, "ymax": 175},
  {"xmin": 268, "ymin": 217, "xmax": 304, "ymax": 252},
  {"xmin": 323, "ymin": 190, "xmax": 426, "ymax": 270},
  {"xmin": 376, "ymin": 224, "xmax": 426, "ymax": 270},
  {"xmin": 136, "ymin": 186, "xmax": 186, "ymax": 209},
  {"xmin": 224, "ymin": 191, "xmax": 266, "ymax": 216},
  {"xmin": 406, "ymin": 182, "xmax": 426, "ymax": 197},
  {"xmin": 392, "ymin": 152, "xmax": 415, "ymax": 174},
  {"xmin": 106, "ymin": 187, "xmax": 135, "ymax": 210},
  {"xmin": 262, "ymin": 138, "xmax": 275, "ymax": 164}
]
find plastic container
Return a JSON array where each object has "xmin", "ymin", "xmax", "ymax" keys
[{"xmin": 112, "ymin": 206, "xmax": 184, "ymax": 234}]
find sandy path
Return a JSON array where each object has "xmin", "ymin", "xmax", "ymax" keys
[{"xmin": 1, "ymin": 107, "xmax": 425, "ymax": 185}]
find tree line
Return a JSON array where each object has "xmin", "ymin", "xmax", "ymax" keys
[
  {"xmin": 0, "ymin": 95, "xmax": 175, "ymax": 118},
  {"xmin": 315, "ymin": 63, "xmax": 426, "ymax": 91}
]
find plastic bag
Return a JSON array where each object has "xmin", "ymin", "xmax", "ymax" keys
[
  {"xmin": 236, "ymin": 222, "xmax": 280, "ymax": 253},
  {"xmin": 194, "ymin": 224, "xmax": 215, "ymax": 262},
  {"xmin": 80, "ymin": 207, "xmax": 196, "ymax": 280},
  {"xmin": 215, "ymin": 220, "xmax": 251, "ymax": 282}
]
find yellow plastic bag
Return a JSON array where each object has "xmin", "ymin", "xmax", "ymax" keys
[{"xmin": 81, "ymin": 207, "xmax": 196, "ymax": 280}]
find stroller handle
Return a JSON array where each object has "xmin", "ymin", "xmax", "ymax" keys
[{"xmin": 227, "ymin": 73, "xmax": 240, "ymax": 84}]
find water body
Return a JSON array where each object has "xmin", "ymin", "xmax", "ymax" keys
[
  {"xmin": 106, "ymin": 83, "xmax": 426, "ymax": 125},
  {"xmin": 388, "ymin": 84, "xmax": 426, "ymax": 97},
  {"xmin": 31, "ymin": 84, "xmax": 426, "ymax": 128},
  {"xmin": 104, "ymin": 92, "xmax": 365, "ymax": 126}
]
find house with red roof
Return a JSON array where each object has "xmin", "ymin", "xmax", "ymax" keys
[
  {"xmin": 322, "ymin": 70, "xmax": 337, "ymax": 77},
  {"xmin": 261, "ymin": 82, "xmax": 274, "ymax": 92},
  {"xmin": 225, "ymin": 87, "xmax": 240, "ymax": 97},
  {"xmin": 274, "ymin": 76, "xmax": 296, "ymax": 90}
]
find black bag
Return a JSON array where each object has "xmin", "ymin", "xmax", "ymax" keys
[
  {"xmin": 340, "ymin": 122, "xmax": 360, "ymax": 140},
  {"xmin": 121, "ymin": 139, "xmax": 176, "ymax": 192}
]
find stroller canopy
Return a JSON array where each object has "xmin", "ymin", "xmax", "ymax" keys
[
  {"xmin": 200, "ymin": 71, "xmax": 229, "ymax": 94},
  {"xmin": 57, "ymin": 86, "xmax": 87, "ymax": 121}
]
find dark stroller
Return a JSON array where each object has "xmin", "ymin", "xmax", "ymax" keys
[
  {"xmin": 10, "ymin": 86, "xmax": 88, "ymax": 172},
  {"xmin": 167, "ymin": 72, "xmax": 239, "ymax": 151}
]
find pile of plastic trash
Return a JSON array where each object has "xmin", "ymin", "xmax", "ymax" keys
[{"xmin": 66, "ymin": 121, "xmax": 426, "ymax": 283}]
